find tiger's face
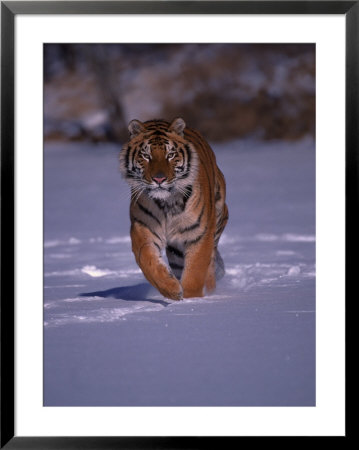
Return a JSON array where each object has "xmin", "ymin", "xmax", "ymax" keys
[{"xmin": 120, "ymin": 118, "xmax": 197, "ymax": 200}]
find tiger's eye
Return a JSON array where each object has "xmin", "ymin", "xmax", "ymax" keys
[{"xmin": 167, "ymin": 152, "xmax": 175, "ymax": 160}]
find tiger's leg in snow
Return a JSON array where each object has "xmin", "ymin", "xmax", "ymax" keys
[
  {"xmin": 131, "ymin": 222, "xmax": 183, "ymax": 300},
  {"xmin": 214, "ymin": 248, "xmax": 225, "ymax": 281},
  {"xmin": 205, "ymin": 249, "xmax": 216, "ymax": 293},
  {"xmin": 181, "ymin": 234, "xmax": 214, "ymax": 298}
]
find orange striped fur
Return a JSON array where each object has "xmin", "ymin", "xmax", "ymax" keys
[{"xmin": 120, "ymin": 118, "xmax": 228, "ymax": 299}]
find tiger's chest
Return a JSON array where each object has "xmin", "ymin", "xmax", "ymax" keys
[
  {"xmin": 155, "ymin": 199, "xmax": 191, "ymax": 232},
  {"xmin": 152, "ymin": 189, "xmax": 190, "ymax": 215},
  {"xmin": 151, "ymin": 193, "xmax": 196, "ymax": 241}
]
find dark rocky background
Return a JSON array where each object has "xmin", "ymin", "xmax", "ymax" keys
[{"xmin": 44, "ymin": 43, "xmax": 315, "ymax": 144}]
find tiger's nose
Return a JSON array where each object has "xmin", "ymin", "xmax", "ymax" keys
[{"xmin": 152, "ymin": 174, "xmax": 167, "ymax": 185}]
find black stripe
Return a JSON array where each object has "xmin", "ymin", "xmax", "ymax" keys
[
  {"xmin": 193, "ymin": 193, "xmax": 202, "ymax": 209},
  {"xmin": 153, "ymin": 242, "xmax": 161, "ymax": 252},
  {"xmin": 177, "ymin": 171, "xmax": 189, "ymax": 180},
  {"xmin": 185, "ymin": 145, "xmax": 192, "ymax": 166},
  {"xmin": 177, "ymin": 146, "xmax": 191, "ymax": 178},
  {"xmin": 179, "ymin": 221, "xmax": 200, "ymax": 234},
  {"xmin": 166, "ymin": 245, "xmax": 183, "ymax": 258},
  {"xmin": 125, "ymin": 145, "xmax": 131, "ymax": 170},
  {"xmin": 132, "ymin": 218, "xmax": 162, "ymax": 242},
  {"xmin": 185, "ymin": 228, "xmax": 207, "ymax": 247},
  {"xmin": 137, "ymin": 202, "xmax": 161, "ymax": 226},
  {"xmin": 178, "ymin": 148, "xmax": 185, "ymax": 159},
  {"xmin": 154, "ymin": 199, "xmax": 165, "ymax": 210},
  {"xmin": 182, "ymin": 185, "xmax": 193, "ymax": 207},
  {"xmin": 215, "ymin": 220, "xmax": 227, "ymax": 239},
  {"xmin": 169, "ymin": 262, "xmax": 183, "ymax": 270},
  {"xmin": 145, "ymin": 121, "xmax": 168, "ymax": 128},
  {"xmin": 215, "ymin": 228, "xmax": 223, "ymax": 238},
  {"xmin": 183, "ymin": 145, "xmax": 192, "ymax": 174},
  {"xmin": 177, "ymin": 149, "xmax": 185, "ymax": 171},
  {"xmin": 217, "ymin": 214, "xmax": 229, "ymax": 228},
  {"xmin": 179, "ymin": 205, "xmax": 204, "ymax": 233},
  {"xmin": 131, "ymin": 146, "xmax": 139, "ymax": 169}
]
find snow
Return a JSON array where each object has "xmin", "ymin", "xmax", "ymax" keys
[{"xmin": 44, "ymin": 137, "xmax": 315, "ymax": 406}]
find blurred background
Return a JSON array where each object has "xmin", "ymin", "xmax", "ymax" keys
[{"xmin": 44, "ymin": 43, "xmax": 315, "ymax": 144}]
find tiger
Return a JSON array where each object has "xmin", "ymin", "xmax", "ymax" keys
[{"xmin": 119, "ymin": 118, "xmax": 228, "ymax": 300}]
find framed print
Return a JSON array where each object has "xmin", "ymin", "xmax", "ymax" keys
[{"xmin": 1, "ymin": 1, "xmax": 356, "ymax": 447}]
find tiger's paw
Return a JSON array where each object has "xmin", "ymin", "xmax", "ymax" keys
[{"xmin": 159, "ymin": 278, "xmax": 183, "ymax": 301}]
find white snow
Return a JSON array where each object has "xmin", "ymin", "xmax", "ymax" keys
[
  {"xmin": 104, "ymin": 236, "xmax": 131, "ymax": 244},
  {"xmin": 81, "ymin": 265, "xmax": 116, "ymax": 278},
  {"xmin": 287, "ymin": 266, "xmax": 301, "ymax": 276},
  {"xmin": 44, "ymin": 237, "xmax": 82, "ymax": 248},
  {"xmin": 282, "ymin": 234, "xmax": 315, "ymax": 242},
  {"xmin": 255, "ymin": 233, "xmax": 315, "ymax": 242}
]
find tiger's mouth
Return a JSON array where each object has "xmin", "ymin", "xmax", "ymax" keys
[{"xmin": 146, "ymin": 184, "xmax": 174, "ymax": 199}]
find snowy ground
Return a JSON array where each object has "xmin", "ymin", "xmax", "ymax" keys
[{"xmin": 44, "ymin": 138, "xmax": 315, "ymax": 406}]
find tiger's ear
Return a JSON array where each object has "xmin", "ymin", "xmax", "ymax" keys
[
  {"xmin": 128, "ymin": 119, "xmax": 145, "ymax": 138},
  {"xmin": 169, "ymin": 117, "xmax": 186, "ymax": 137}
]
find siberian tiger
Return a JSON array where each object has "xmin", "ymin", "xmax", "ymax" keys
[{"xmin": 119, "ymin": 118, "xmax": 228, "ymax": 300}]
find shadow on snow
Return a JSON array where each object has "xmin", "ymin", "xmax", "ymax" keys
[{"xmin": 79, "ymin": 282, "xmax": 169, "ymax": 307}]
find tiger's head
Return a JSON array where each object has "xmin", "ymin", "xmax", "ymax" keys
[{"xmin": 120, "ymin": 118, "xmax": 198, "ymax": 200}]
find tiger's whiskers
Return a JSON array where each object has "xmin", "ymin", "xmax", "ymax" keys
[{"xmin": 131, "ymin": 185, "xmax": 146, "ymax": 204}]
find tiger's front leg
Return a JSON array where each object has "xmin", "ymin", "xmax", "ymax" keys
[
  {"xmin": 131, "ymin": 222, "xmax": 183, "ymax": 300},
  {"xmin": 181, "ymin": 233, "xmax": 215, "ymax": 298}
]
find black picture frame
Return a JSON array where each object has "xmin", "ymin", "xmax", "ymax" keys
[{"xmin": 1, "ymin": 1, "xmax": 356, "ymax": 447}]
